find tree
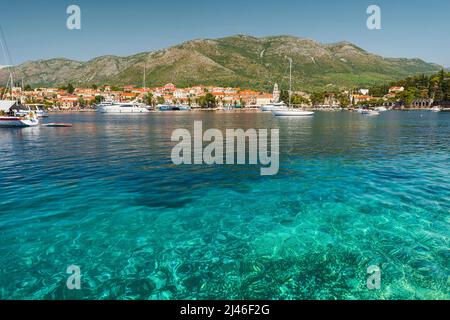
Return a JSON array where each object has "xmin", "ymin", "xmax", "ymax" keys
[
  {"xmin": 398, "ymin": 88, "xmax": 419, "ymax": 106},
  {"xmin": 337, "ymin": 93, "xmax": 350, "ymax": 108},
  {"xmin": 93, "ymin": 95, "xmax": 104, "ymax": 105},
  {"xmin": 369, "ymin": 84, "xmax": 389, "ymax": 97},
  {"xmin": 279, "ymin": 90, "xmax": 290, "ymax": 104},
  {"xmin": 291, "ymin": 94, "xmax": 310, "ymax": 107},
  {"xmin": 67, "ymin": 83, "xmax": 75, "ymax": 94},
  {"xmin": 310, "ymin": 92, "xmax": 325, "ymax": 106},
  {"xmin": 77, "ymin": 96, "xmax": 86, "ymax": 108},
  {"xmin": 157, "ymin": 96, "xmax": 165, "ymax": 105},
  {"xmin": 198, "ymin": 93, "xmax": 216, "ymax": 108},
  {"xmin": 24, "ymin": 84, "xmax": 32, "ymax": 92},
  {"xmin": 145, "ymin": 93, "xmax": 153, "ymax": 106}
]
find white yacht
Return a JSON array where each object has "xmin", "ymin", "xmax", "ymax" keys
[
  {"xmin": 97, "ymin": 102, "xmax": 150, "ymax": 114},
  {"xmin": 260, "ymin": 102, "xmax": 288, "ymax": 112},
  {"xmin": 375, "ymin": 106, "xmax": 388, "ymax": 112}
]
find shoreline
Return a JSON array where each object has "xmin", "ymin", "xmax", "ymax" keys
[{"xmin": 47, "ymin": 107, "xmax": 445, "ymax": 114}]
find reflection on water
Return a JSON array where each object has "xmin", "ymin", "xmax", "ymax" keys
[{"xmin": 0, "ymin": 111, "xmax": 449, "ymax": 299}]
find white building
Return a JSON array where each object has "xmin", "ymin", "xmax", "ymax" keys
[
  {"xmin": 173, "ymin": 89, "xmax": 189, "ymax": 99},
  {"xmin": 359, "ymin": 89, "xmax": 370, "ymax": 95}
]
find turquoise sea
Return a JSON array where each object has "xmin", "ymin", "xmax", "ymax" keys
[{"xmin": 0, "ymin": 111, "xmax": 448, "ymax": 300}]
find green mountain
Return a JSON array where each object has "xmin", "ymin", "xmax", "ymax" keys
[{"xmin": 0, "ymin": 35, "xmax": 442, "ymax": 91}]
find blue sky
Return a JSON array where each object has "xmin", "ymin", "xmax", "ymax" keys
[{"xmin": 1, "ymin": 0, "xmax": 449, "ymax": 67}]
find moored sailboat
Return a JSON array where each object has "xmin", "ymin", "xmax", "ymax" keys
[
  {"xmin": 272, "ymin": 57, "xmax": 314, "ymax": 117},
  {"xmin": 0, "ymin": 100, "xmax": 39, "ymax": 127},
  {"xmin": 0, "ymin": 27, "xmax": 39, "ymax": 127}
]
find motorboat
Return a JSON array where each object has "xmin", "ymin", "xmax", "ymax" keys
[
  {"xmin": 157, "ymin": 104, "xmax": 190, "ymax": 111},
  {"xmin": 374, "ymin": 106, "xmax": 388, "ymax": 112},
  {"xmin": 158, "ymin": 104, "xmax": 173, "ymax": 111},
  {"xmin": 97, "ymin": 102, "xmax": 150, "ymax": 113},
  {"xmin": 260, "ymin": 102, "xmax": 287, "ymax": 112}
]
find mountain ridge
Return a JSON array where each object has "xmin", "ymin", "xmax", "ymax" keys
[{"xmin": 0, "ymin": 35, "xmax": 442, "ymax": 91}]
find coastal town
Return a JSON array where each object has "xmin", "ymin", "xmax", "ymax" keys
[{"xmin": 0, "ymin": 81, "xmax": 447, "ymax": 111}]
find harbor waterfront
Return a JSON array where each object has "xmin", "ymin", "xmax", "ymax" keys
[{"xmin": 0, "ymin": 110, "xmax": 448, "ymax": 300}]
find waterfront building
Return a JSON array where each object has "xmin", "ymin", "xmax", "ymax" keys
[
  {"xmin": 123, "ymin": 85, "xmax": 134, "ymax": 92},
  {"xmin": 389, "ymin": 86, "xmax": 405, "ymax": 94},
  {"xmin": 411, "ymin": 98, "xmax": 434, "ymax": 108},
  {"xmin": 256, "ymin": 93, "xmax": 273, "ymax": 106},
  {"xmin": 163, "ymin": 83, "xmax": 176, "ymax": 92},
  {"xmin": 352, "ymin": 94, "xmax": 373, "ymax": 104},
  {"xmin": 60, "ymin": 95, "xmax": 79, "ymax": 109}
]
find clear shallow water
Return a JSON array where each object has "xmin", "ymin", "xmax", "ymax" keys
[{"xmin": 0, "ymin": 111, "xmax": 448, "ymax": 300}]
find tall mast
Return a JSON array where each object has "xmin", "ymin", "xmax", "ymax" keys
[
  {"xmin": 143, "ymin": 64, "xmax": 146, "ymax": 103},
  {"xmin": 0, "ymin": 26, "xmax": 15, "ymax": 100},
  {"xmin": 286, "ymin": 57, "xmax": 292, "ymax": 108}
]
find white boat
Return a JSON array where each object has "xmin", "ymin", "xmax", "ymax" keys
[
  {"xmin": 361, "ymin": 110, "xmax": 380, "ymax": 116},
  {"xmin": 260, "ymin": 102, "xmax": 287, "ymax": 112},
  {"xmin": 431, "ymin": 106, "xmax": 441, "ymax": 112},
  {"xmin": 375, "ymin": 106, "xmax": 388, "ymax": 112},
  {"xmin": 0, "ymin": 115, "xmax": 39, "ymax": 127},
  {"xmin": 0, "ymin": 32, "xmax": 39, "ymax": 127},
  {"xmin": 97, "ymin": 102, "xmax": 150, "ymax": 113},
  {"xmin": 271, "ymin": 57, "xmax": 314, "ymax": 117},
  {"xmin": 95, "ymin": 100, "xmax": 115, "ymax": 108},
  {"xmin": 0, "ymin": 100, "xmax": 39, "ymax": 127},
  {"xmin": 272, "ymin": 110, "xmax": 314, "ymax": 117}
]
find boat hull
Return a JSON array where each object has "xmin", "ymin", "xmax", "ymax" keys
[
  {"xmin": 361, "ymin": 110, "xmax": 380, "ymax": 116},
  {"xmin": 261, "ymin": 106, "xmax": 287, "ymax": 112},
  {"xmin": 158, "ymin": 106, "xmax": 191, "ymax": 111},
  {"xmin": 97, "ymin": 107, "xmax": 149, "ymax": 113},
  {"xmin": 272, "ymin": 110, "xmax": 314, "ymax": 117},
  {"xmin": 0, "ymin": 117, "xmax": 39, "ymax": 127}
]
